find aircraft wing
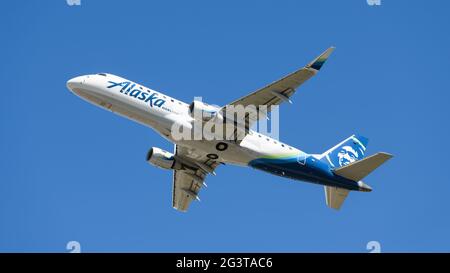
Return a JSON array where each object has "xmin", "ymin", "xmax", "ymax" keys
[
  {"xmin": 172, "ymin": 144, "xmax": 221, "ymax": 212},
  {"xmin": 220, "ymin": 47, "xmax": 335, "ymax": 140}
]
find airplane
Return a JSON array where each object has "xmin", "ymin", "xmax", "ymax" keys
[{"xmin": 66, "ymin": 47, "xmax": 393, "ymax": 212}]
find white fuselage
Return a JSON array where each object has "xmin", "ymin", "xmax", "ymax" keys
[
  {"xmin": 66, "ymin": 46, "xmax": 382, "ymax": 211},
  {"xmin": 67, "ymin": 73, "xmax": 304, "ymax": 167}
]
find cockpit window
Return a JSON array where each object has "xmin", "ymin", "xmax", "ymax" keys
[{"xmin": 97, "ymin": 73, "xmax": 107, "ymax": 76}]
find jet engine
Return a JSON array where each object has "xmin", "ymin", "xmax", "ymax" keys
[
  {"xmin": 188, "ymin": 100, "xmax": 221, "ymax": 122},
  {"xmin": 146, "ymin": 147, "xmax": 181, "ymax": 170}
]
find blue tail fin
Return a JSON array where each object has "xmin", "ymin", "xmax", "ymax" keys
[{"xmin": 320, "ymin": 135, "xmax": 369, "ymax": 169}]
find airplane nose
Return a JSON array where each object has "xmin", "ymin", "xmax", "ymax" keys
[{"xmin": 66, "ymin": 76, "xmax": 85, "ymax": 91}]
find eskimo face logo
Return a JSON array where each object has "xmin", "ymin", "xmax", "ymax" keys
[{"xmin": 337, "ymin": 146, "xmax": 359, "ymax": 166}]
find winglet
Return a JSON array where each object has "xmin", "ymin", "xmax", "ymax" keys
[{"xmin": 307, "ymin": 46, "xmax": 335, "ymax": 71}]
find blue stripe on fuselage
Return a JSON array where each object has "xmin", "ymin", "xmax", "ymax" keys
[{"xmin": 248, "ymin": 156, "xmax": 360, "ymax": 190}]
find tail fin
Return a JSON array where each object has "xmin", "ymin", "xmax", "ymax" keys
[
  {"xmin": 320, "ymin": 134, "xmax": 369, "ymax": 169},
  {"xmin": 323, "ymin": 153, "xmax": 393, "ymax": 210},
  {"xmin": 321, "ymin": 135, "xmax": 393, "ymax": 210}
]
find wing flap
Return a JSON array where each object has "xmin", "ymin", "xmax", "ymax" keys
[
  {"xmin": 226, "ymin": 47, "xmax": 334, "ymax": 110},
  {"xmin": 172, "ymin": 144, "xmax": 220, "ymax": 212},
  {"xmin": 220, "ymin": 47, "xmax": 335, "ymax": 142},
  {"xmin": 172, "ymin": 170, "xmax": 203, "ymax": 212}
]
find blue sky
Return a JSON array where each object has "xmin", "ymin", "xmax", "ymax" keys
[{"xmin": 1, "ymin": 0, "xmax": 449, "ymax": 252}]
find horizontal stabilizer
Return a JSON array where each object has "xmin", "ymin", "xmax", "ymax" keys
[
  {"xmin": 324, "ymin": 186, "xmax": 349, "ymax": 210},
  {"xmin": 333, "ymin": 152, "xmax": 393, "ymax": 182}
]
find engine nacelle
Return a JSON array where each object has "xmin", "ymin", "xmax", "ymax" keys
[
  {"xmin": 146, "ymin": 147, "xmax": 181, "ymax": 170},
  {"xmin": 188, "ymin": 100, "xmax": 221, "ymax": 122}
]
